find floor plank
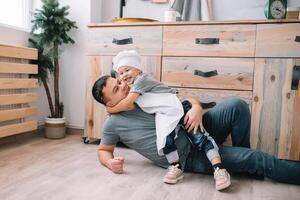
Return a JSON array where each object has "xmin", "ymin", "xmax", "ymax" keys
[{"xmin": 0, "ymin": 133, "xmax": 299, "ymax": 200}]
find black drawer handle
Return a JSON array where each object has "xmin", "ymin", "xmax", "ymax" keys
[
  {"xmin": 194, "ymin": 69, "xmax": 218, "ymax": 77},
  {"xmin": 295, "ymin": 36, "xmax": 300, "ymax": 42},
  {"xmin": 201, "ymin": 102, "xmax": 216, "ymax": 109},
  {"xmin": 195, "ymin": 38, "xmax": 219, "ymax": 45},
  {"xmin": 292, "ymin": 65, "xmax": 300, "ymax": 90},
  {"xmin": 112, "ymin": 37, "xmax": 133, "ymax": 45}
]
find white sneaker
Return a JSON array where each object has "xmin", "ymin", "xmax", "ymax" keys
[
  {"xmin": 214, "ymin": 168, "xmax": 231, "ymax": 190},
  {"xmin": 163, "ymin": 164, "xmax": 184, "ymax": 184}
]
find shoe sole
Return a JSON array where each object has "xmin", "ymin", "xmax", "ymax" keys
[
  {"xmin": 216, "ymin": 180, "xmax": 231, "ymax": 191},
  {"xmin": 163, "ymin": 175, "xmax": 184, "ymax": 184}
]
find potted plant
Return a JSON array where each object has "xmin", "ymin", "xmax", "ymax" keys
[{"xmin": 29, "ymin": 0, "xmax": 77, "ymax": 139}]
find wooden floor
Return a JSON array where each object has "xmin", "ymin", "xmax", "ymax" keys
[{"xmin": 0, "ymin": 132, "xmax": 299, "ymax": 200}]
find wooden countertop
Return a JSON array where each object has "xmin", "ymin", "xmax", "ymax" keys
[{"xmin": 88, "ymin": 19, "xmax": 300, "ymax": 28}]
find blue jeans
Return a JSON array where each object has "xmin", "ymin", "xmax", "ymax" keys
[{"xmin": 184, "ymin": 98, "xmax": 300, "ymax": 185}]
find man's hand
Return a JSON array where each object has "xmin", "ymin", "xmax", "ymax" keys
[
  {"xmin": 109, "ymin": 156, "xmax": 125, "ymax": 174},
  {"xmin": 183, "ymin": 103, "xmax": 204, "ymax": 134}
]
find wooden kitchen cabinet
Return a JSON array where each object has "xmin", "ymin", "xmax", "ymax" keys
[{"xmin": 86, "ymin": 20, "xmax": 300, "ymax": 160}]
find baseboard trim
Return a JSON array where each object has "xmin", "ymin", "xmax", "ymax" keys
[{"xmin": 0, "ymin": 125, "xmax": 84, "ymax": 145}]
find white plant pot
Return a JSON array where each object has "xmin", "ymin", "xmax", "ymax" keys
[{"xmin": 45, "ymin": 117, "xmax": 66, "ymax": 139}]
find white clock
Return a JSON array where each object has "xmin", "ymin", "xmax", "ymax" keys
[{"xmin": 265, "ymin": 0, "xmax": 287, "ymax": 19}]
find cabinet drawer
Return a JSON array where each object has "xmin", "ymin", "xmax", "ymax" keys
[
  {"xmin": 256, "ymin": 23, "xmax": 300, "ymax": 58},
  {"xmin": 176, "ymin": 88, "xmax": 252, "ymax": 111},
  {"xmin": 162, "ymin": 57, "xmax": 254, "ymax": 90},
  {"xmin": 88, "ymin": 26, "xmax": 162, "ymax": 55},
  {"xmin": 163, "ymin": 25, "xmax": 256, "ymax": 57}
]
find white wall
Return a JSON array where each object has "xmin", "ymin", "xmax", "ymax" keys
[
  {"xmin": 213, "ymin": 0, "xmax": 265, "ymax": 20},
  {"xmin": 213, "ymin": 0, "xmax": 300, "ymax": 20},
  {"xmin": 56, "ymin": 0, "xmax": 94, "ymax": 129},
  {"xmin": 0, "ymin": 25, "xmax": 29, "ymax": 46},
  {"xmin": 101, "ymin": 0, "xmax": 168, "ymax": 22},
  {"xmin": 101, "ymin": 0, "xmax": 300, "ymax": 22},
  {"xmin": 91, "ymin": 0, "xmax": 102, "ymax": 23}
]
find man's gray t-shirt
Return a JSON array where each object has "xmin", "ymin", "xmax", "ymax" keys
[{"xmin": 101, "ymin": 106, "xmax": 191, "ymax": 168}]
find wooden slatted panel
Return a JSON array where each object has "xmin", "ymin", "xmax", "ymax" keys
[
  {"xmin": 0, "ymin": 107, "xmax": 38, "ymax": 122},
  {"xmin": 0, "ymin": 93, "xmax": 38, "ymax": 105},
  {"xmin": 0, "ymin": 44, "xmax": 37, "ymax": 60},
  {"xmin": 0, "ymin": 78, "xmax": 38, "ymax": 89},
  {"xmin": 0, "ymin": 62, "xmax": 38, "ymax": 74},
  {"xmin": 0, "ymin": 121, "xmax": 37, "ymax": 138},
  {"xmin": 0, "ymin": 43, "xmax": 38, "ymax": 138}
]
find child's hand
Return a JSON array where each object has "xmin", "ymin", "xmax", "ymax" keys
[{"xmin": 184, "ymin": 104, "xmax": 204, "ymax": 134}]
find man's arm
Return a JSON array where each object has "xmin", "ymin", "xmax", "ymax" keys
[
  {"xmin": 98, "ymin": 144, "xmax": 125, "ymax": 174},
  {"xmin": 184, "ymin": 97, "xmax": 204, "ymax": 133},
  {"xmin": 106, "ymin": 92, "xmax": 140, "ymax": 113}
]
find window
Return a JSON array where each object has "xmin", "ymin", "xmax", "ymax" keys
[{"xmin": 0, "ymin": 0, "xmax": 32, "ymax": 30}]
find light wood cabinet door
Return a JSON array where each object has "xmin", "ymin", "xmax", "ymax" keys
[
  {"xmin": 251, "ymin": 59, "xmax": 300, "ymax": 160},
  {"xmin": 85, "ymin": 55, "xmax": 161, "ymax": 139}
]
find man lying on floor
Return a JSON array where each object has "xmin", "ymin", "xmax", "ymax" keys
[{"xmin": 92, "ymin": 75, "xmax": 300, "ymax": 187}]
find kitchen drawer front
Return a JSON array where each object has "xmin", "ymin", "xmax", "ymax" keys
[
  {"xmin": 256, "ymin": 23, "xmax": 300, "ymax": 58},
  {"xmin": 176, "ymin": 88, "xmax": 252, "ymax": 112},
  {"xmin": 162, "ymin": 57, "xmax": 254, "ymax": 90},
  {"xmin": 88, "ymin": 26, "xmax": 162, "ymax": 56},
  {"xmin": 163, "ymin": 25, "xmax": 256, "ymax": 57}
]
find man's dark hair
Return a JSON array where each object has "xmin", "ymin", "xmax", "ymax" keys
[{"xmin": 92, "ymin": 75, "xmax": 110, "ymax": 105}]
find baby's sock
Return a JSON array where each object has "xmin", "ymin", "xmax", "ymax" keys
[
  {"xmin": 171, "ymin": 161, "xmax": 182, "ymax": 170},
  {"xmin": 212, "ymin": 163, "xmax": 225, "ymax": 171}
]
